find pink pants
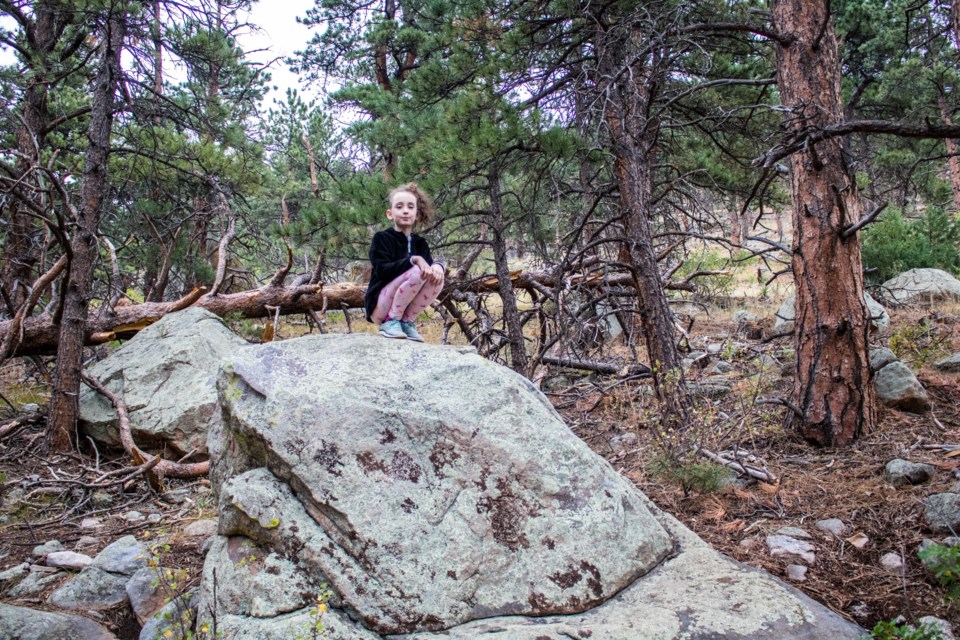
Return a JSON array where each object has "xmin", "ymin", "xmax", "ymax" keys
[{"xmin": 372, "ymin": 266, "xmax": 444, "ymax": 324}]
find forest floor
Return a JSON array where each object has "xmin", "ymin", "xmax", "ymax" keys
[{"xmin": 0, "ymin": 296, "xmax": 958, "ymax": 637}]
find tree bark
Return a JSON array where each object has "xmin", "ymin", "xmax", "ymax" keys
[
  {"xmin": 938, "ymin": 91, "xmax": 960, "ymax": 213},
  {"xmin": 488, "ymin": 171, "xmax": 529, "ymax": 374},
  {"xmin": 47, "ymin": 12, "xmax": 127, "ymax": 451},
  {"xmin": 590, "ymin": 13, "xmax": 689, "ymax": 431},
  {"xmin": 773, "ymin": 0, "xmax": 876, "ymax": 446},
  {"xmin": 1, "ymin": 3, "xmax": 59, "ymax": 310}
]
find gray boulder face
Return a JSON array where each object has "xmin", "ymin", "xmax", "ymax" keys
[
  {"xmin": 774, "ymin": 292, "xmax": 889, "ymax": 333},
  {"xmin": 882, "ymin": 268, "xmax": 960, "ymax": 305},
  {"xmin": 870, "ymin": 347, "xmax": 899, "ymax": 372},
  {"xmin": 206, "ymin": 334, "xmax": 673, "ymax": 634},
  {"xmin": 199, "ymin": 334, "xmax": 863, "ymax": 640},
  {"xmin": 78, "ymin": 307, "xmax": 248, "ymax": 456},
  {"xmin": 875, "ymin": 361, "xmax": 932, "ymax": 413},
  {"xmin": 0, "ymin": 603, "xmax": 117, "ymax": 640}
]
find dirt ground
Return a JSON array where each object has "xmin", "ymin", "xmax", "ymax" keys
[{"xmin": 0, "ymin": 301, "xmax": 958, "ymax": 638}]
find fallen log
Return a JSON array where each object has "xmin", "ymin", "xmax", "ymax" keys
[{"xmin": 0, "ymin": 266, "xmax": 659, "ymax": 357}]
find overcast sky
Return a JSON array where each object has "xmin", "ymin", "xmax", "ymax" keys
[{"xmin": 241, "ymin": 0, "xmax": 321, "ymax": 106}]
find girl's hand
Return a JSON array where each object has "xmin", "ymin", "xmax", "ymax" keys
[{"xmin": 428, "ymin": 263, "xmax": 444, "ymax": 285}]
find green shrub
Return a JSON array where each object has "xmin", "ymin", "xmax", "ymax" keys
[
  {"xmin": 918, "ymin": 542, "xmax": 960, "ymax": 606},
  {"xmin": 647, "ymin": 455, "xmax": 732, "ymax": 495},
  {"xmin": 675, "ymin": 250, "xmax": 736, "ymax": 301},
  {"xmin": 869, "ymin": 619, "xmax": 943, "ymax": 640},
  {"xmin": 862, "ymin": 207, "xmax": 960, "ymax": 283}
]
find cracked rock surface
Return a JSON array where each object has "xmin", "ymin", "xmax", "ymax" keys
[{"xmin": 199, "ymin": 334, "xmax": 864, "ymax": 639}]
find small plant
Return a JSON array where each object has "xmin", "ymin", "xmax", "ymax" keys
[
  {"xmin": 869, "ymin": 619, "xmax": 943, "ymax": 640},
  {"xmin": 647, "ymin": 454, "xmax": 732, "ymax": 496},
  {"xmin": 294, "ymin": 584, "xmax": 334, "ymax": 640},
  {"xmin": 918, "ymin": 542, "xmax": 960, "ymax": 607},
  {"xmin": 889, "ymin": 320, "xmax": 948, "ymax": 369}
]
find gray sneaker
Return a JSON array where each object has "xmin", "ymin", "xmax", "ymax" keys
[
  {"xmin": 379, "ymin": 319, "xmax": 406, "ymax": 339},
  {"xmin": 400, "ymin": 321, "xmax": 424, "ymax": 342}
]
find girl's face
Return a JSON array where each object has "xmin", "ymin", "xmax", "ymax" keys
[{"xmin": 387, "ymin": 191, "xmax": 418, "ymax": 232}]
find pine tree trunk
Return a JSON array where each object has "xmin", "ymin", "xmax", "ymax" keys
[
  {"xmin": 938, "ymin": 91, "xmax": 960, "ymax": 213},
  {"xmin": 590, "ymin": 16, "xmax": 689, "ymax": 431},
  {"xmin": 47, "ymin": 13, "xmax": 126, "ymax": 451},
  {"xmin": 773, "ymin": 0, "xmax": 876, "ymax": 446},
  {"xmin": 1, "ymin": 5, "xmax": 57, "ymax": 310},
  {"xmin": 489, "ymin": 171, "xmax": 529, "ymax": 375}
]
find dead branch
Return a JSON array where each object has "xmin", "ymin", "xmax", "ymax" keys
[
  {"xmin": 0, "ymin": 254, "xmax": 68, "ymax": 361},
  {"xmin": 81, "ymin": 372, "xmax": 208, "ymax": 482},
  {"xmin": 268, "ymin": 243, "xmax": 294, "ymax": 288},
  {"xmin": 207, "ymin": 215, "xmax": 237, "ymax": 297},
  {"xmin": 0, "ymin": 411, "xmax": 43, "ymax": 440},
  {"xmin": 841, "ymin": 202, "xmax": 887, "ymax": 240},
  {"xmin": 694, "ymin": 445, "xmax": 777, "ymax": 483},
  {"xmin": 539, "ymin": 355, "xmax": 651, "ymax": 377}
]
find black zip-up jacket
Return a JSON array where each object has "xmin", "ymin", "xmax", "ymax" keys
[{"xmin": 365, "ymin": 227, "xmax": 435, "ymax": 322}]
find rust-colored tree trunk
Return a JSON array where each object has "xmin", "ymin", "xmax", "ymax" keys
[
  {"xmin": 939, "ymin": 89, "xmax": 960, "ymax": 213},
  {"xmin": 773, "ymin": 0, "xmax": 876, "ymax": 446},
  {"xmin": 47, "ymin": 13, "xmax": 127, "ymax": 451},
  {"xmin": 591, "ymin": 16, "xmax": 689, "ymax": 430}
]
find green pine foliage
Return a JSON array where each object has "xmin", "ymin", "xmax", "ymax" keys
[{"xmin": 862, "ymin": 208, "xmax": 960, "ymax": 283}]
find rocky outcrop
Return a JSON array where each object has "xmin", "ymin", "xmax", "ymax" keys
[
  {"xmin": 198, "ymin": 334, "xmax": 863, "ymax": 639},
  {"xmin": 78, "ymin": 307, "xmax": 248, "ymax": 456},
  {"xmin": 881, "ymin": 268, "xmax": 960, "ymax": 305},
  {"xmin": 774, "ymin": 292, "xmax": 889, "ymax": 332}
]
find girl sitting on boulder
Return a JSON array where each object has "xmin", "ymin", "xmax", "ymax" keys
[{"xmin": 364, "ymin": 182, "xmax": 444, "ymax": 342}]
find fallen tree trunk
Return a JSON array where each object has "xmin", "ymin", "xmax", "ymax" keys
[{"xmin": 0, "ymin": 266, "xmax": 675, "ymax": 357}]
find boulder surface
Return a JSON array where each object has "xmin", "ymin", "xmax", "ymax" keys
[
  {"xmin": 881, "ymin": 268, "xmax": 960, "ymax": 305},
  {"xmin": 200, "ymin": 334, "xmax": 863, "ymax": 639},
  {"xmin": 79, "ymin": 307, "xmax": 248, "ymax": 455}
]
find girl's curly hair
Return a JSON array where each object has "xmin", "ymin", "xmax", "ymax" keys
[{"xmin": 388, "ymin": 182, "xmax": 435, "ymax": 227}]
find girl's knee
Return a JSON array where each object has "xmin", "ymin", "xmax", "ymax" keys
[{"xmin": 408, "ymin": 265, "xmax": 425, "ymax": 283}]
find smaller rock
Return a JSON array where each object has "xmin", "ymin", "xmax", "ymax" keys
[
  {"xmin": 766, "ymin": 534, "xmax": 816, "ymax": 565},
  {"xmin": 609, "ymin": 431, "xmax": 638, "ymax": 452},
  {"xmin": 885, "ymin": 459, "xmax": 936, "ymax": 487},
  {"xmin": 786, "ymin": 564, "xmax": 807, "ymax": 582},
  {"xmin": 880, "ymin": 552, "xmax": 904, "ymax": 572},
  {"xmin": 847, "ymin": 601, "xmax": 871, "ymax": 621},
  {"xmin": 80, "ymin": 517, "xmax": 102, "ymax": 529},
  {"xmin": 869, "ymin": 347, "xmax": 898, "ymax": 372},
  {"xmin": 706, "ymin": 343, "xmax": 724, "ymax": 355},
  {"xmin": 708, "ymin": 361, "xmax": 734, "ymax": 375},
  {"xmin": 183, "ymin": 519, "xmax": 218, "ymax": 538},
  {"xmin": 775, "ymin": 526, "xmax": 812, "ymax": 539},
  {"xmin": 733, "ymin": 310, "xmax": 759, "ymax": 324},
  {"xmin": 688, "ymin": 382, "xmax": 732, "ymax": 399},
  {"xmin": 917, "ymin": 616, "xmax": 956, "ymax": 640},
  {"xmin": 8, "ymin": 570, "xmax": 64, "ymax": 597},
  {"xmin": 126, "ymin": 567, "xmax": 169, "ymax": 624},
  {"xmin": 32, "ymin": 540, "xmax": 65, "ymax": 557},
  {"xmin": 935, "ymin": 354, "xmax": 960, "ymax": 373},
  {"xmin": 92, "ymin": 535, "xmax": 148, "ymax": 575},
  {"xmin": 75, "ymin": 536, "xmax": 99, "ymax": 550},
  {"xmin": 19, "ymin": 403, "xmax": 40, "ymax": 413},
  {"xmin": 943, "ymin": 536, "xmax": 960, "ymax": 547},
  {"xmin": 815, "ymin": 518, "xmax": 848, "ymax": 537},
  {"xmin": 147, "ymin": 513, "xmax": 163, "ymax": 524},
  {"xmin": 46, "ymin": 551, "xmax": 93, "ymax": 571},
  {"xmin": 925, "ymin": 494, "xmax": 960, "ymax": 534},
  {"xmin": 0, "ymin": 562, "xmax": 29, "ymax": 588},
  {"xmin": 123, "ymin": 510, "xmax": 145, "ymax": 522},
  {"xmin": 875, "ymin": 361, "xmax": 932, "ymax": 414},
  {"xmin": 91, "ymin": 490, "xmax": 113, "ymax": 508}
]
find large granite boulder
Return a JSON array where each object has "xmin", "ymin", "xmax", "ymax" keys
[
  {"xmin": 79, "ymin": 307, "xmax": 248, "ymax": 456},
  {"xmin": 881, "ymin": 268, "xmax": 960, "ymax": 305},
  {"xmin": 774, "ymin": 292, "xmax": 889, "ymax": 333},
  {"xmin": 199, "ymin": 334, "xmax": 863, "ymax": 639}
]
